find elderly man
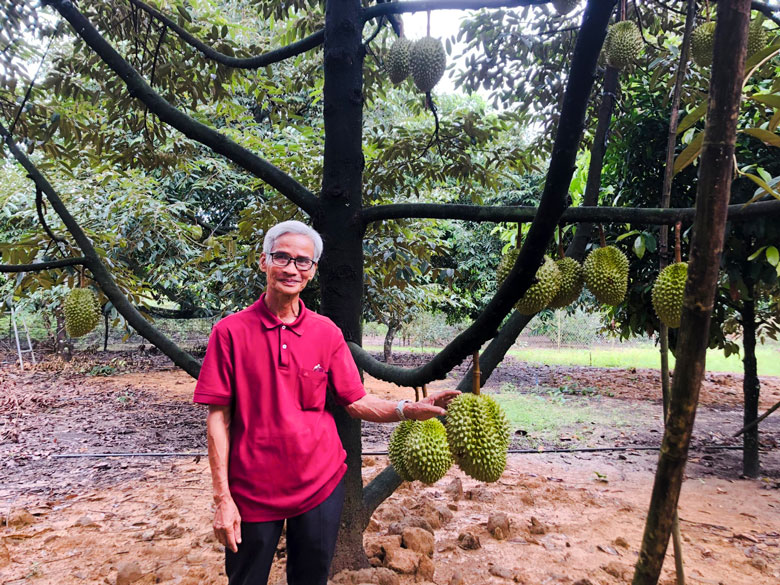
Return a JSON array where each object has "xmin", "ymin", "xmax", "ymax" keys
[{"xmin": 194, "ymin": 220, "xmax": 458, "ymax": 585}]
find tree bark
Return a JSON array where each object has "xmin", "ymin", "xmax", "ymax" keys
[
  {"xmin": 740, "ymin": 273, "xmax": 760, "ymax": 477},
  {"xmin": 383, "ymin": 322, "xmax": 398, "ymax": 363},
  {"xmin": 318, "ymin": 0, "xmax": 370, "ymax": 573},
  {"xmin": 632, "ymin": 1, "xmax": 751, "ymax": 583}
]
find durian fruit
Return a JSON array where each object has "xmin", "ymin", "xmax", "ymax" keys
[
  {"xmin": 691, "ymin": 22, "xmax": 716, "ymax": 68},
  {"xmin": 583, "ymin": 245, "xmax": 629, "ymax": 306},
  {"xmin": 404, "ymin": 419, "xmax": 452, "ymax": 484},
  {"xmin": 409, "ymin": 36, "xmax": 447, "ymax": 93},
  {"xmin": 446, "ymin": 393, "xmax": 510, "ymax": 483},
  {"xmin": 605, "ymin": 21, "xmax": 643, "ymax": 70},
  {"xmin": 388, "ymin": 420, "xmax": 415, "ymax": 481},
  {"xmin": 64, "ymin": 288, "xmax": 101, "ymax": 338},
  {"xmin": 552, "ymin": 0, "xmax": 578, "ymax": 15},
  {"xmin": 514, "ymin": 255, "xmax": 561, "ymax": 315},
  {"xmin": 496, "ymin": 248, "xmax": 520, "ymax": 286},
  {"xmin": 652, "ymin": 262, "xmax": 688, "ymax": 328},
  {"xmin": 748, "ymin": 18, "xmax": 768, "ymax": 58},
  {"xmin": 387, "ymin": 37, "xmax": 412, "ymax": 84},
  {"xmin": 548, "ymin": 257, "xmax": 585, "ymax": 309}
]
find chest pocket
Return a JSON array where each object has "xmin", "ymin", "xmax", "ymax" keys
[{"xmin": 298, "ymin": 369, "xmax": 328, "ymax": 411}]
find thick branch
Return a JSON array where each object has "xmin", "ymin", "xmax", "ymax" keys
[
  {"xmin": 351, "ymin": 0, "xmax": 616, "ymax": 387},
  {"xmin": 361, "ymin": 200, "xmax": 780, "ymax": 225},
  {"xmin": 0, "ymin": 257, "xmax": 88, "ymax": 272},
  {"xmin": 128, "ymin": 0, "xmax": 325, "ymax": 68},
  {"xmin": 0, "ymin": 122, "xmax": 202, "ymax": 379},
  {"xmin": 633, "ymin": 1, "xmax": 751, "ymax": 583},
  {"xmin": 363, "ymin": 0, "xmax": 548, "ymax": 20},
  {"xmin": 43, "ymin": 0, "xmax": 319, "ymax": 215}
]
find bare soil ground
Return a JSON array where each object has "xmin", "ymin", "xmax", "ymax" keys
[{"xmin": 1, "ymin": 350, "xmax": 779, "ymax": 585}]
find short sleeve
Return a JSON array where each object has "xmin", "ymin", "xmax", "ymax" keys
[
  {"xmin": 328, "ymin": 335, "xmax": 366, "ymax": 407},
  {"xmin": 193, "ymin": 323, "xmax": 234, "ymax": 406}
]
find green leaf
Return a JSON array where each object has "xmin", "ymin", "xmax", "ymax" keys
[
  {"xmin": 767, "ymin": 246, "xmax": 779, "ymax": 267},
  {"xmin": 741, "ymin": 172, "xmax": 780, "ymax": 204},
  {"xmin": 677, "ymin": 102, "xmax": 707, "ymax": 135},
  {"xmin": 741, "ymin": 128, "xmax": 780, "ymax": 148},
  {"xmin": 750, "ymin": 93, "xmax": 780, "ymax": 110},
  {"xmin": 616, "ymin": 230, "xmax": 639, "ymax": 242},
  {"xmin": 748, "ymin": 246, "xmax": 767, "ymax": 261},
  {"xmin": 673, "ymin": 132, "xmax": 705, "ymax": 175},
  {"xmin": 633, "ymin": 235, "xmax": 645, "ymax": 259}
]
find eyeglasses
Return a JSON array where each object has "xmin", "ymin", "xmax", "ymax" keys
[{"xmin": 269, "ymin": 251, "xmax": 316, "ymax": 271}]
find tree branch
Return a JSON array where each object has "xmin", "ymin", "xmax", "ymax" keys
[
  {"xmin": 0, "ymin": 121, "xmax": 202, "ymax": 379},
  {"xmin": 43, "ymin": 0, "xmax": 320, "ymax": 216},
  {"xmin": 127, "ymin": 0, "xmax": 325, "ymax": 69},
  {"xmin": 751, "ymin": 1, "xmax": 780, "ymax": 27},
  {"xmin": 361, "ymin": 200, "xmax": 780, "ymax": 225},
  {"xmin": 363, "ymin": 0, "xmax": 549, "ymax": 20},
  {"xmin": 351, "ymin": 0, "xmax": 616, "ymax": 387},
  {"xmin": 0, "ymin": 257, "xmax": 88, "ymax": 272},
  {"xmin": 733, "ymin": 399, "xmax": 780, "ymax": 437}
]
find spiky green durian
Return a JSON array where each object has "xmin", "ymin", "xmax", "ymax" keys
[
  {"xmin": 496, "ymin": 248, "xmax": 520, "ymax": 286},
  {"xmin": 387, "ymin": 37, "xmax": 412, "ymax": 84},
  {"xmin": 748, "ymin": 18, "xmax": 768, "ymax": 58},
  {"xmin": 691, "ymin": 22, "xmax": 716, "ymax": 68},
  {"xmin": 548, "ymin": 257, "xmax": 585, "ymax": 309},
  {"xmin": 605, "ymin": 21, "xmax": 643, "ymax": 70},
  {"xmin": 652, "ymin": 262, "xmax": 688, "ymax": 329},
  {"xmin": 446, "ymin": 393, "xmax": 510, "ymax": 483},
  {"xmin": 64, "ymin": 288, "xmax": 101, "ymax": 338},
  {"xmin": 552, "ymin": 0, "xmax": 578, "ymax": 15},
  {"xmin": 409, "ymin": 36, "xmax": 447, "ymax": 93},
  {"xmin": 404, "ymin": 419, "xmax": 452, "ymax": 484},
  {"xmin": 514, "ymin": 255, "xmax": 561, "ymax": 315},
  {"xmin": 388, "ymin": 420, "xmax": 416, "ymax": 482},
  {"xmin": 583, "ymin": 246, "xmax": 629, "ymax": 306}
]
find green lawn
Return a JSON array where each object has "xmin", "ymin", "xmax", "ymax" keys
[{"xmin": 364, "ymin": 341, "xmax": 780, "ymax": 377}]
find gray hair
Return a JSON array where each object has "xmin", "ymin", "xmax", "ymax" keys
[{"xmin": 263, "ymin": 220, "xmax": 323, "ymax": 262}]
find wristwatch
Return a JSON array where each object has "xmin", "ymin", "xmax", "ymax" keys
[{"xmin": 395, "ymin": 399, "xmax": 410, "ymax": 421}]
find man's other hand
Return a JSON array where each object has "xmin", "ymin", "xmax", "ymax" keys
[
  {"xmin": 406, "ymin": 390, "xmax": 461, "ymax": 420},
  {"xmin": 214, "ymin": 496, "xmax": 242, "ymax": 553}
]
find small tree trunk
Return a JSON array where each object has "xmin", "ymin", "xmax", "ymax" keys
[
  {"xmin": 383, "ymin": 322, "xmax": 397, "ymax": 363},
  {"xmin": 740, "ymin": 276, "xmax": 760, "ymax": 477},
  {"xmin": 632, "ymin": 2, "xmax": 750, "ymax": 583}
]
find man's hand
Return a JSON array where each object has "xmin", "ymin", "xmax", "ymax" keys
[
  {"xmin": 214, "ymin": 496, "xmax": 242, "ymax": 553},
  {"xmin": 405, "ymin": 390, "xmax": 461, "ymax": 420}
]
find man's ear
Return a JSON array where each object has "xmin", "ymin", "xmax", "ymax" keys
[{"xmin": 259, "ymin": 253, "xmax": 268, "ymax": 272}]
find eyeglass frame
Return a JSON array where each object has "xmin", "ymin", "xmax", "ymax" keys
[{"xmin": 268, "ymin": 251, "xmax": 317, "ymax": 271}]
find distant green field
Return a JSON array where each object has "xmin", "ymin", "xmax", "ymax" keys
[{"xmin": 363, "ymin": 342, "xmax": 780, "ymax": 377}]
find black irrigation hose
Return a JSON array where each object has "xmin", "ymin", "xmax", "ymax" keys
[{"xmin": 51, "ymin": 445, "xmax": 748, "ymax": 459}]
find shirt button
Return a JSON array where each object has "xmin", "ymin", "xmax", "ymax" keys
[
  {"xmin": 282, "ymin": 344, "xmax": 287, "ymax": 349},
  {"xmin": 281, "ymin": 325, "xmax": 286, "ymax": 329}
]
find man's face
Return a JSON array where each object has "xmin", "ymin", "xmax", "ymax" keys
[{"xmin": 259, "ymin": 233, "xmax": 317, "ymax": 298}]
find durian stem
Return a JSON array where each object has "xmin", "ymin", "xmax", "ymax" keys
[
  {"xmin": 426, "ymin": 10, "xmax": 430, "ymax": 36},
  {"xmin": 558, "ymin": 225, "xmax": 565, "ymax": 259},
  {"xmin": 414, "ymin": 387, "xmax": 420, "ymax": 401},
  {"xmin": 516, "ymin": 224, "xmax": 522, "ymax": 249},
  {"xmin": 78, "ymin": 265, "xmax": 85, "ymax": 288},
  {"xmin": 422, "ymin": 384, "xmax": 428, "ymax": 398},
  {"xmin": 598, "ymin": 224, "xmax": 606, "ymax": 248},
  {"xmin": 675, "ymin": 221, "xmax": 682, "ymax": 264},
  {"xmin": 472, "ymin": 351, "xmax": 481, "ymax": 395}
]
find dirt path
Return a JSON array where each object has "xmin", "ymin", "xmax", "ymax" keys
[{"xmin": 1, "ymin": 352, "xmax": 779, "ymax": 584}]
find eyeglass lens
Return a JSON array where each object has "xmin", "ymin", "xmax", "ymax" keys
[{"xmin": 271, "ymin": 252, "xmax": 313, "ymax": 270}]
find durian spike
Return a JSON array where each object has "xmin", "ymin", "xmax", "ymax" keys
[
  {"xmin": 414, "ymin": 387, "xmax": 420, "ymax": 401},
  {"xmin": 422, "ymin": 384, "xmax": 428, "ymax": 398},
  {"xmin": 472, "ymin": 351, "xmax": 481, "ymax": 395},
  {"xmin": 674, "ymin": 221, "xmax": 682, "ymax": 264},
  {"xmin": 598, "ymin": 224, "xmax": 607, "ymax": 248}
]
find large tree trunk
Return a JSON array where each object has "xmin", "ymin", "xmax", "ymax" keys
[
  {"xmin": 632, "ymin": 1, "xmax": 751, "ymax": 583},
  {"xmin": 740, "ymin": 274, "xmax": 760, "ymax": 477},
  {"xmin": 318, "ymin": 0, "xmax": 369, "ymax": 573}
]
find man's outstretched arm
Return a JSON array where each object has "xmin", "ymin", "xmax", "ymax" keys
[{"xmin": 344, "ymin": 390, "xmax": 460, "ymax": 423}]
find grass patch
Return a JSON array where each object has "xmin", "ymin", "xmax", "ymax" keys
[{"xmin": 490, "ymin": 386, "xmax": 643, "ymax": 447}]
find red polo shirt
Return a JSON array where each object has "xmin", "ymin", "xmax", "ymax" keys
[{"xmin": 193, "ymin": 294, "xmax": 366, "ymax": 521}]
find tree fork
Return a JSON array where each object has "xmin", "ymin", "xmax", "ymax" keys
[{"xmin": 632, "ymin": 1, "xmax": 751, "ymax": 582}]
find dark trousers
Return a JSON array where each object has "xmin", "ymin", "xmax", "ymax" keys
[{"xmin": 225, "ymin": 478, "xmax": 345, "ymax": 585}]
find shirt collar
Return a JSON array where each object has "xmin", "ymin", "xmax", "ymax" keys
[{"xmin": 253, "ymin": 292, "xmax": 306, "ymax": 335}]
